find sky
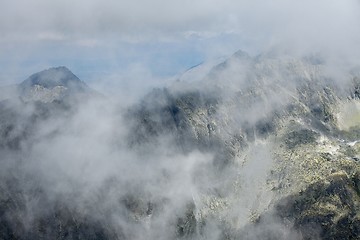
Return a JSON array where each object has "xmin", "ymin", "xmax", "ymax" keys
[{"xmin": 0, "ymin": 0, "xmax": 360, "ymax": 89}]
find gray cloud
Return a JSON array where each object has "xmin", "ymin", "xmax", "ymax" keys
[
  {"xmin": 1, "ymin": 0, "xmax": 359, "ymax": 48},
  {"xmin": 1, "ymin": 0, "xmax": 360, "ymax": 87}
]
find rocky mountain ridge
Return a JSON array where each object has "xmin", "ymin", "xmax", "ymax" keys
[{"xmin": 1, "ymin": 52, "xmax": 360, "ymax": 239}]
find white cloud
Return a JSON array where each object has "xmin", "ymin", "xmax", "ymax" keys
[
  {"xmin": 1, "ymin": 0, "xmax": 358, "ymax": 45},
  {"xmin": 0, "ymin": 0, "xmax": 360, "ymax": 85}
]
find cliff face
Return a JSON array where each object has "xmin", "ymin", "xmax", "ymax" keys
[{"xmin": 1, "ymin": 53, "xmax": 360, "ymax": 239}]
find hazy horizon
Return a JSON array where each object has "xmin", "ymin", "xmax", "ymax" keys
[{"xmin": 1, "ymin": 0, "xmax": 360, "ymax": 90}]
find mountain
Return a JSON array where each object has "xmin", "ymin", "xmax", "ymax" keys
[
  {"xmin": 15, "ymin": 66, "xmax": 95, "ymax": 103},
  {"xmin": 0, "ymin": 67, "xmax": 96, "ymax": 150},
  {"xmin": 127, "ymin": 51, "xmax": 360, "ymax": 239},
  {"xmin": 1, "ymin": 54, "xmax": 360, "ymax": 239},
  {"xmin": 20, "ymin": 66, "xmax": 85, "ymax": 89}
]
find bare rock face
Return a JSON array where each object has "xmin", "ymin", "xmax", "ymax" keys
[
  {"xmin": 21, "ymin": 85, "xmax": 68, "ymax": 103},
  {"xmin": 125, "ymin": 52, "xmax": 360, "ymax": 239},
  {"xmin": 275, "ymin": 171, "xmax": 360, "ymax": 239}
]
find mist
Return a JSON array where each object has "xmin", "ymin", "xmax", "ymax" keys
[
  {"xmin": 1, "ymin": 0, "xmax": 360, "ymax": 239},
  {"xmin": 1, "ymin": 51, "xmax": 358, "ymax": 239}
]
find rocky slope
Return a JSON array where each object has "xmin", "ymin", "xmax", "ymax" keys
[
  {"xmin": 1, "ymin": 53, "xmax": 360, "ymax": 239},
  {"xmin": 127, "ymin": 51, "xmax": 360, "ymax": 239}
]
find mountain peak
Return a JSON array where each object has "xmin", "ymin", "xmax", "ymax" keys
[
  {"xmin": 232, "ymin": 49, "xmax": 251, "ymax": 60},
  {"xmin": 20, "ymin": 66, "xmax": 85, "ymax": 90},
  {"xmin": 18, "ymin": 66, "xmax": 94, "ymax": 103}
]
